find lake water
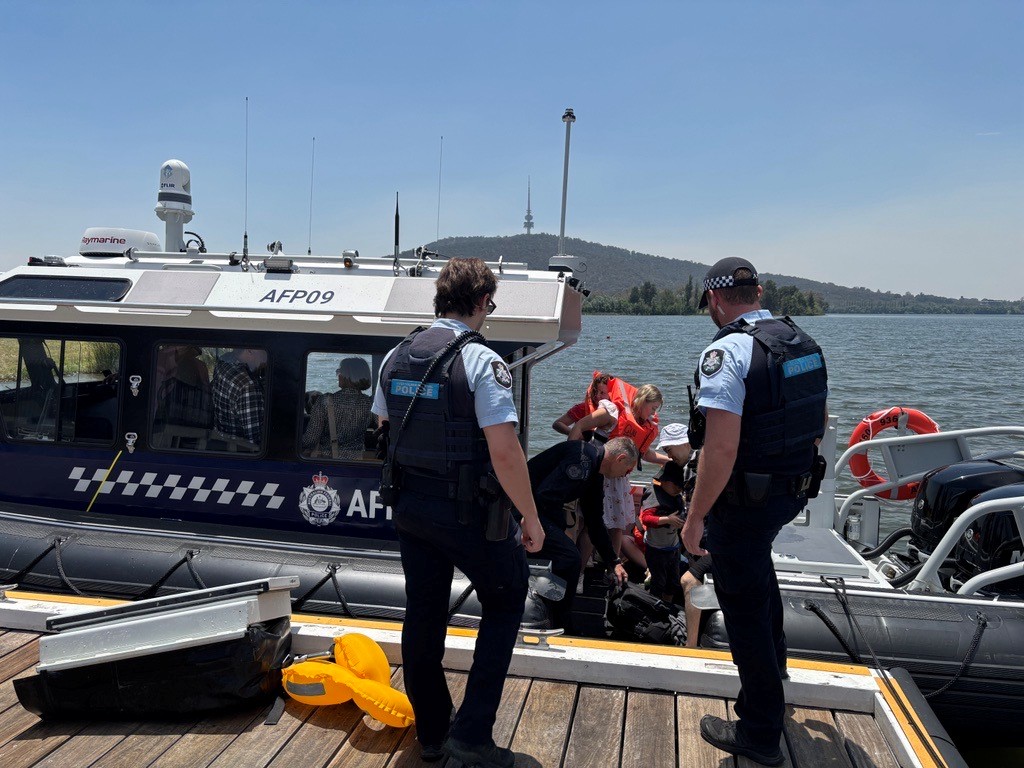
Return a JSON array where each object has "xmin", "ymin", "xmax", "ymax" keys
[
  {"xmin": 528, "ymin": 314, "xmax": 1024, "ymax": 530},
  {"xmin": 529, "ymin": 314, "xmax": 1024, "ymax": 767}
]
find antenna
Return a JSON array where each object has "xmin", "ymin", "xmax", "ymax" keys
[
  {"xmin": 393, "ymin": 192, "xmax": 401, "ymax": 275},
  {"xmin": 436, "ymin": 135, "xmax": 443, "ymax": 244},
  {"xmin": 558, "ymin": 107, "xmax": 575, "ymax": 258},
  {"xmin": 307, "ymin": 136, "xmax": 316, "ymax": 255},
  {"xmin": 243, "ymin": 96, "xmax": 249, "ymax": 258}
]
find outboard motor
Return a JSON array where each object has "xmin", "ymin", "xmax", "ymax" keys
[
  {"xmin": 951, "ymin": 482, "xmax": 1024, "ymax": 596},
  {"xmin": 910, "ymin": 460, "xmax": 1024, "ymax": 560}
]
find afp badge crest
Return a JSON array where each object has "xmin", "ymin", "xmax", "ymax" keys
[
  {"xmin": 700, "ymin": 349, "xmax": 725, "ymax": 377},
  {"xmin": 491, "ymin": 360, "xmax": 513, "ymax": 389},
  {"xmin": 299, "ymin": 472, "xmax": 341, "ymax": 527}
]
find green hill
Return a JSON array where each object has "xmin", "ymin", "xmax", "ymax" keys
[{"xmin": 398, "ymin": 233, "xmax": 1022, "ymax": 315}]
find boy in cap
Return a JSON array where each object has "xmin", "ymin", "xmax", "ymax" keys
[{"xmin": 639, "ymin": 462, "xmax": 686, "ymax": 602}]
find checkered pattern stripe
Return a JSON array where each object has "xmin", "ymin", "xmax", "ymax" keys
[
  {"xmin": 68, "ymin": 467, "xmax": 285, "ymax": 509},
  {"xmin": 702, "ymin": 274, "xmax": 739, "ymax": 292}
]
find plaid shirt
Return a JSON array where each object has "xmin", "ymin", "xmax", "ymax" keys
[
  {"xmin": 212, "ymin": 358, "xmax": 264, "ymax": 444},
  {"xmin": 301, "ymin": 388, "xmax": 373, "ymax": 458}
]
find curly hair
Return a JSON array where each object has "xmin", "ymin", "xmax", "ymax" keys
[{"xmin": 433, "ymin": 258, "xmax": 498, "ymax": 318}]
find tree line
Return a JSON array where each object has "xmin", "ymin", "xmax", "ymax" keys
[{"xmin": 584, "ymin": 278, "xmax": 828, "ymax": 316}]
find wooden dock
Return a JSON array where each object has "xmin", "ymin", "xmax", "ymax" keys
[{"xmin": 0, "ymin": 628, "xmax": 904, "ymax": 768}]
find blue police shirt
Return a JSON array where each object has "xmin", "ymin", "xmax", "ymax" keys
[
  {"xmin": 371, "ymin": 318, "xmax": 518, "ymax": 429},
  {"xmin": 695, "ymin": 309, "xmax": 774, "ymax": 417}
]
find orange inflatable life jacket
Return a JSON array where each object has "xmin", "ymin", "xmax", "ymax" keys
[{"xmin": 605, "ymin": 375, "xmax": 660, "ymax": 455}]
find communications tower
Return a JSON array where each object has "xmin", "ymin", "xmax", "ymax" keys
[{"xmin": 523, "ymin": 177, "xmax": 534, "ymax": 234}]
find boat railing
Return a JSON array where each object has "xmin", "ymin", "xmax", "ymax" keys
[
  {"xmin": 832, "ymin": 426, "xmax": 1024, "ymax": 533},
  {"xmin": 906, "ymin": 493, "xmax": 1024, "ymax": 596}
]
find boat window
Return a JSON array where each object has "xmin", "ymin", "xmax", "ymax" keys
[
  {"xmin": 150, "ymin": 345, "xmax": 268, "ymax": 455},
  {"xmin": 0, "ymin": 276, "xmax": 132, "ymax": 302},
  {"xmin": 0, "ymin": 336, "xmax": 122, "ymax": 445},
  {"xmin": 300, "ymin": 352, "xmax": 378, "ymax": 462}
]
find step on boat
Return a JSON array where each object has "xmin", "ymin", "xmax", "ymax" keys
[
  {"xmin": 0, "ymin": 580, "xmax": 969, "ymax": 768},
  {"xmin": 0, "ymin": 158, "xmax": 583, "ymax": 627},
  {"xmin": 690, "ymin": 414, "xmax": 1024, "ymax": 746}
]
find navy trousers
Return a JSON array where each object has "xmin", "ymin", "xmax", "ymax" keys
[
  {"xmin": 707, "ymin": 497, "xmax": 802, "ymax": 749},
  {"xmin": 536, "ymin": 517, "xmax": 583, "ymax": 631},
  {"xmin": 395, "ymin": 491, "xmax": 528, "ymax": 748}
]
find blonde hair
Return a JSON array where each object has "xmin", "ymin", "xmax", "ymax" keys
[{"xmin": 632, "ymin": 384, "xmax": 663, "ymax": 410}]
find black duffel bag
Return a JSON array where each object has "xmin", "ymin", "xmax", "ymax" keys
[{"xmin": 607, "ymin": 583, "xmax": 686, "ymax": 646}]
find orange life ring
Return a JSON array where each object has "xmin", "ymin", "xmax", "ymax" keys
[{"xmin": 848, "ymin": 407, "xmax": 939, "ymax": 500}]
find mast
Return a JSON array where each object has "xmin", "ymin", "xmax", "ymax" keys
[{"xmin": 557, "ymin": 108, "xmax": 575, "ymax": 258}]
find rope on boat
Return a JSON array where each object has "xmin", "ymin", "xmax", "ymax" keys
[
  {"xmin": 53, "ymin": 537, "xmax": 86, "ymax": 597},
  {"xmin": 291, "ymin": 564, "xmax": 354, "ymax": 618},
  {"xmin": 7, "ymin": 539, "xmax": 58, "ymax": 586},
  {"xmin": 448, "ymin": 583, "xmax": 476, "ymax": 621},
  {"xmin": 802, "ymin": 599, "xmax": 863, "ymax": 664},
  {"xmin": 818, "ymin": 576, "xmax": 947, "ymax": 768},
  {"xmin": 925, "ymin": 612, "xmax": 988, "ymax": 700},
  {"xmin": 139, "ymin": 549, "xmax": 206, "ymax": 599}
]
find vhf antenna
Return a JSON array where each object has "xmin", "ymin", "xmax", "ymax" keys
[
  {"xmin": 436, "ymin": 135, "xmax": 443, "ymax": 244},
  {"xmin": 243, "ymin": 96, "xmax": 249, "ymax": 258},
  {"xmin": 392, "ymin": 192, "xmax": 401, "ymax": 276},
  {"xmin": 307, "ymin": 136, "xmax": 316, "ymax": 255}
]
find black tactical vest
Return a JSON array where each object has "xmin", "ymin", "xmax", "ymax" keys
[
  {"xmin": 380, "ymin": 325, "xmax": 490, "ymax": 487},
  {"xmin": 695, "ymin": 316, "xmax": 827, "ymax": 476}
]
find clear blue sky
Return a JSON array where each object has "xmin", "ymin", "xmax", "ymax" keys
[{"xmin": 1, "ymin": 1, "xmax": 1021, "ymax": 299}]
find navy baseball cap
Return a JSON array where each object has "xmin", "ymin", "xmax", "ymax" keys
[{"xmin": 698, "ymin": 257, "xmax": 759, "ymax": 309}]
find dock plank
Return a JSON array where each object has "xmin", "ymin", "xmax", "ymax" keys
[
  {"xmin": 833, "ymin": 711, "xmax": 900, "ymax": 768},
  {"xmin": 509, "ymin": 680, "xmax": 576, "ymax": 767},
  {"xmin": 91, "ymin": 720, "xmax": 201, "ymax": 768},
  {"xmin": 677, "ymin": 695, "xmax": 733, "ymax": 768},
  {"xmin": 726, "ymin": 701, "xmax": 795, "ymax": 768},
  {"xmin": 562, "ymin": 685, "xmax": 624, "ymax": 768},
  {"xmin": 266, "ymin": 698, "xmax": 363, "ymax": 768},
  {"xmin": 327, "ymin": 668, "xmax": 413, "ymax": 768},
  {"xmin": 0, "ymin": 644, "xmax": 41, "ymax": 714},
  {"xmin": 0, "ymin": 631, "xmax": 37, "ymax": 661},
  {"xmin": 207, "ymin": 700, "xmax": 316, "ymax": 768},
  {"xmin": 490, "ymin": 675, "xmax": 531, "ymax": 751},
  {"xmin": 784, "ymin": 706, "xmax": 854, "ymax": 768},
  {"xmin": 0, "ymin": 717, "xmax": 89, "ymax": 768},
  {"xmin": 30, "ymin": 720, "xmax": 143, "ymax": 768},
  {"xmin": 621, "ymin": 690, "xmax": 676, "ymax": 768},
  {"xmin": 147, "ymin": 706, "xmax": 266, "ymax": 768},
  {"xmin": 387, "ymin": 669, "xmax": 467, "ymax": 768}
]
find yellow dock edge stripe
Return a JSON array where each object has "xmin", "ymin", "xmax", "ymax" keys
[
  {"xmin": 9, "ymin": 592, "xmax": 869, "ymax": 678},
  {"xmin": 877, "ymin": 674, "xmax": 949, "ymax": 768}
]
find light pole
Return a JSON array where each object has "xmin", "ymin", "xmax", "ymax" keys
[{"xmin": 558, "ymin": 108, "xmax": 575, "ymax": 258}]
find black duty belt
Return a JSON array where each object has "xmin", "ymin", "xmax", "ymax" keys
[
  {"xmin": 401, "ymin": 471, "xmax": 460, "ymax": 500},
  {"xmin": 722, "ymin": 470, "xmax": 813, "ymax": 506}
]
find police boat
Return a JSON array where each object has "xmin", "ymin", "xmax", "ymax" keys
[
  {"xmin": 0, "ymin": 158, "xmax": 584, "ymax": 628},
  {"xmin": 688, "ymin": 414, "xmax": 1024, "ymax": 745}
]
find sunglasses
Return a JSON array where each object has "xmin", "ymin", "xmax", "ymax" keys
[{"xmin": 486, "ymin": 298, "xmax": 497, "ymax": 316}]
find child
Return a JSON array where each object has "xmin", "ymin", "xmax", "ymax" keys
[{"xmin": 639, "ymin": 460, "xmax": 687, "ymax": 602}]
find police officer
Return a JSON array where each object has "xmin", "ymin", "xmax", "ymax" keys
[
  {"xmin": 526, "ymin": 437, "xmax": 635, "ymax": 629},
  {"xmin": 372, "ymin": 258, "xmax": 544, "ymax": 768},
  {"xmin": 681, "ymin": 257, "xmax": 827, "ymax": 767}
]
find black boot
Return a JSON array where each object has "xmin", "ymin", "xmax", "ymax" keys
[{"xmin": 699, "ymin": 715, "xmax": 784, "ymax": 767}]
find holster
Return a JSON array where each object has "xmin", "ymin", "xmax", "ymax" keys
[
  {"xmin": 380, "ymin": 462, "xmax": 400, "ymax": 507},
  {"xmin": 807, "ymin": 452, "xmax": 827, "ymax": 499}
]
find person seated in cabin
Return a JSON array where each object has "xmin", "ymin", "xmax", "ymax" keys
[
  {"xmin": 639, "ymin": 461, "xmax": 687, "ymax": 602},
  {"xmin": 301, "ymin": 356, "xmax": 374, "ymax": 460},
  {"xmin": 552, "ymin": 372, "xmax": 612, "ymax": 441},
  {"xmin": 211, "ymin": 348, "xmax": 267, "ymax": 446},
  {"xmin": 155, "ymin": 345, "xmax": 212, "ymax": 429}
]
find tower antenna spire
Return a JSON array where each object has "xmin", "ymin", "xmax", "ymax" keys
[
  {"xmin": 243, "ymin": 96, "xmax": 249, "ymax": 258},
  {"xmin": 307, "ymin": 136, "xmax": 316, "ymax": 255},
  {"xmin": 436, "ymin": 135, "xmax": 443, "ymax": 244},
  {"xmin": 523, "ymin": 176, "xmax": 534, "ymax": 234}
]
